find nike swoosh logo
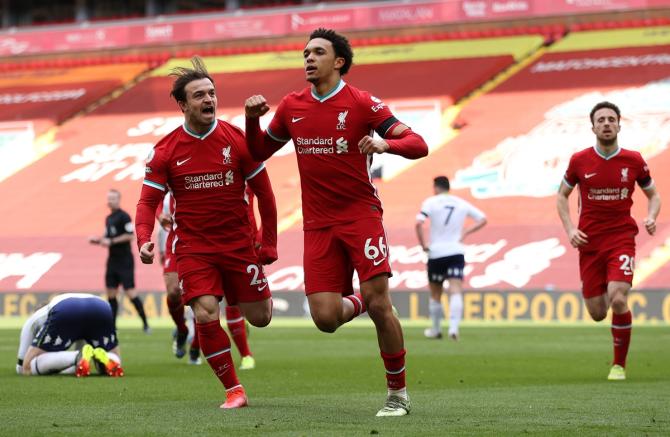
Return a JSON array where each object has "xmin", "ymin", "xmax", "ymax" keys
[
  {"xmin": 373, "ymin": 258, "xmax": 387, "ymax": 266},
  {"xmin": 292, "ymin": 117, "xmax": 305, "ymax": 123},
  {"xmin": 584, "ymin": 173, "xmax": 597, "ymax": 179},
  {"xmin": 176, "ymin": 157, "xmax": 191, "ymax": 166},
  {"xmin": 257, "ymin": 283, "xmax": 268, "ymax": 291}
]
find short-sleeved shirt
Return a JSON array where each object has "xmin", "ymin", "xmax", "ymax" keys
[
  {"xmin": 105, "ymin": 208, "xmax": 134, "ymax": 261},
  {"xmin": 562, "ymin": 146, "xmax": 653, "ymax": 250},
  {"xmin": 267, "ymin": 80, "xmax": 398, "ymax": 230},
  {"xmin": 143, "ymin": 120, "xmax": 264, "ymax": 254},
  {"xmin": 417, "ymin": 194, "xmax": 486, "ymax": 258}
]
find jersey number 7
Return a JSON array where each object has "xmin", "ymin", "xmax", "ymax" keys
[{"xmin": 444, "ymin": 206, "xmax": 455, "ymax": 225}]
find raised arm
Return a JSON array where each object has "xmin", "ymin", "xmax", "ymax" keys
[{"xmin": 245, "ymin": 95, "xmax": 288, "ymax": 162}]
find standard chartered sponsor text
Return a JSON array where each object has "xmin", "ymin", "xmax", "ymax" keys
[
  {"xmin": 296, "ymin": 137, "xmax": 336, "ymax": 154},
  {"xmin": 185, "ymin": 172, "xmax": 225, "ymax": 190},
  {"xmin": 587, "ymin": 187, "xmax": 627, "ymax": 201}
]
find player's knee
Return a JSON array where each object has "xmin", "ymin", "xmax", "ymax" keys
[
  {"xmin": 366, "ymin": 298, "xmax": 391, "ymax": 321},
  {"xmin": 314, "ymin": 321, "xmax": 338, "ymax": 333},
  {"xmin": 610, "ymin": 295, "xmax": 628, "ymax": 314},
  {"xmin": 246, "ymin": 311, "xmax": 271, "ymax": 328},
  {"xmin": 192, "ymin": 305, "xmax": 218, "ymax": 323},
  {"xmin": 312, "ymin": 315, "xmax": 339, "ymax": 333},
  {"xmin": 166, "ymin": 289, "xmax": 181, "ymax": 303},
  {"xmin": 588, "ymin": 308, "xmax": 607, "ymax": 322}
]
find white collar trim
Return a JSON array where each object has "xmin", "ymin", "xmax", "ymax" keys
[
  {"xmin": 311, "ymin": 80, "xmax": 346, "ymax": 103},
  {"xmin": 593, "ymin": 145, "xmax": 621, "ymax": 160},
  {"xmin": 182, "ymin": 121, "xmax": 217, "ymax": 140}
]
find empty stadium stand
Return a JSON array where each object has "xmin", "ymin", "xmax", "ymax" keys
[
  {"xmin": 1, "ymin": 24, "xmax": 669, "ymax": 295},
  {"xmin": 0, "ymin": 63, "xmax": 150, "ymax": 182}
]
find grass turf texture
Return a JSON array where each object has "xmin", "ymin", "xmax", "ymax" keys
[{"xmin": 0, "ymin": 324, "xmax": 668, "ymax": 436}]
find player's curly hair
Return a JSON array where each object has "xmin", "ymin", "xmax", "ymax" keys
[
  {"xmin": 169, "ymin": 56, "xmax": 214, "ymax": 103},
  {"xmin": 589, "ymin": 101, "xmax": 621, "ymax": 125},
  {"xmin": 309, "ymin": 28, "xmax": 353, "ymax": 75}
]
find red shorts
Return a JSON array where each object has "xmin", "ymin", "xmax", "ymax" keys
[
  {"xmin": 176, "ymin": 247, "xmax": 271, "ymax": 306},
  {"xmin": 162, "ymin": 232, "xmax": 177, "ymax": 274},
  {"xmin": 303, "ymin": 217, "xmax": 392, "ymax": 295},
  {"xmin": 579, "ymin": 239, "xmax": 635, "ymax": 299}
]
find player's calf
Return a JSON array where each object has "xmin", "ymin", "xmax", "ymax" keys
[
  {"xmin": 172, "ymin": 329, "xmax": 189, "ymax": 359},
  {"xmin": 27, "ymin": 350, "xmax": 79, "ymax": 376}
]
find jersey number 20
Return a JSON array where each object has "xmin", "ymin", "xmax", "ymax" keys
[{"xmin": 619, "ymin": 254, "xmax": 634, "ymax": 276}]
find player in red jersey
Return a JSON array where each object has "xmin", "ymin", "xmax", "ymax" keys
[
  {"xmin": 135, "ymin": 57, "xmax": 278, "ymax": 409},
  {"xmin": 188, "ymin": 185, "xmax": 260, "ymax": 370},
  {"xmin": 557, "ymin": 101, "xmax": 661, "ymax": 381},
  {"xmin": 245, "ymin": 28, "xmax": 428, "ymax": 416}
]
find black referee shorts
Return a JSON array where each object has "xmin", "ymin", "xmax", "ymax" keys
[{"xmin": 105, "ymin": 257, "xmax": 135, "ymax": 289}]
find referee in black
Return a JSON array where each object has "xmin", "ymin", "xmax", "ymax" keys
[{"xmin": 89, "ymin": 189, "xmax": 150, "ymax": 332}]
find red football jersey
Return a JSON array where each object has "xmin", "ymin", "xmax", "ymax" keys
[
  {"xmin": 267, "ymin": 81, "xmax": 397, "ymax": 230},
  {"xmin": 143, "ymin": 120, "xmax": 264, "ymax": 254},
  {"xmin": 563, "ymin": 146, "xmax": 653, "ymax": 243}
]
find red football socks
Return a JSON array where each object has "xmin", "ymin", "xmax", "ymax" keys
[
  {"xmin": 381, "ymin": 349, "xmax": 406, "ymax": 390},
  {"xmin": 611, "ymin": 311, "xmax": 632, "ymax": 368},
  {"xmin": 197, "ymin": 320, "xmax": 240, "ymax": 389},
  {"xmin": 167, "ymin": 297, "xmax": 188, "ymax": 334},
  {"xmin": 344, "ymin": 293, "xmax": 366, "ymax": 321},
  {"xmin": 226, "ymin": 306, "xmax": 252, "ymax": 357}
]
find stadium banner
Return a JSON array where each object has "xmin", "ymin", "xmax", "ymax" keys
[
  {"xmin": 1, "ymin": 290, "xmax": 669, "ymax": 323},
  {"xmin": 535, "ymin": 0, "xmax": 648, "ymax": 15},
  {"xmin": 1, "ymin": 0, "xmax": 670, "ymax": 56}
]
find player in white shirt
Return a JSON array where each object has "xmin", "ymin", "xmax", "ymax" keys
[
  {"xmin": 415, "ymin": 176, "xmax": 487, "ymax": 340},
  {"xmin": 16, "ymin": 293, "xmax": 123, "ymax": 377}
]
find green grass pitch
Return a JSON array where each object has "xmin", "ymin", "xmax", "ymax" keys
[{"xmin": 0, "ymin": 321, "xmax": 668, "ymax": 436}]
